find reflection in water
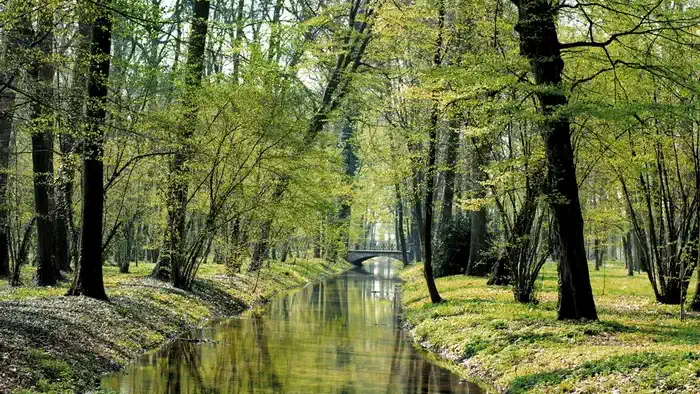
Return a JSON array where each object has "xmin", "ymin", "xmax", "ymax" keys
[{"xmin": 101, "ymin": 259, "xmax": 482, "ymax": 394}]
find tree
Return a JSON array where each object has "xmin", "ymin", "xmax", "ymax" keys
[
  {"xmin": 510, "ymin": 0, "xmax": 598, "ymax": 320},
  {"xmin": 0, "ymin": 82, "xmax": 12, "ymax": 277},
  {"xmin": 29, "ymin": 5, "xmax": 59, "ymax": 286},
  {"xmin": 153, "ymin": 0, "xmax": 211, "ymax": 288},
  {"xmin": 249, "ymin": 0, "xmax": 378, "ymax": 271},
  {"xmin": 421, "ymin": 0, "xmax": 447, "ymax": 304},
  {"xmin": 55, "ymin": 13, "xmax": 92, "ymax": 273},
  {"xmin": 466, "ymin": 138, "xmax": 491, "ymax": 276},
  {"xmin": 439, "ymin": 118, "xmax": 459, "ymax": 230},
  {"xmin": 67, "ymin": 0, "xmax": 113, "ymax": 300},
  {"xmin": 0, "ymin": 36, "xmax": 17, "ymax": 277}
]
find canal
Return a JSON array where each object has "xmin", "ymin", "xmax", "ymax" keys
[{"xmin": 101, "ymin": 259, "xmax": 482, "ymax": 393}]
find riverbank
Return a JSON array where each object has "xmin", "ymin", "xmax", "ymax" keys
[
  {"xmin": 0, "ymin": 259, "xmax": 350, "ymax": 394},
  {"xmin": 400, "ymin": 262, "xmax": 700, "ymax": 394}
]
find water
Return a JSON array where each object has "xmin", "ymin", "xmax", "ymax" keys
[{"xmin": 101, "ymin": 259, "xmax": 483, "ymax": 394}]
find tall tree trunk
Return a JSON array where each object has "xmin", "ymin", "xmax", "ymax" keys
[
  {"xmin": 439, "ymin": 118, "xmax": 459, "ymax": 231},
  {"xmin": 56, "ymin": 16, "xmax": 91, "ymax": 274},
  {"xmin": 120, "ymin": 216, "xmax": 135, "ymax": 273},
  {"xmin": 512, "ymin": 0, "xmax": 597, "ymax": 320},
  {"xmin": 421, "ymin": 0, "xmax": 445, "ymax": 304},
  {"xmin": 0, "ymin": 0, "xmax": 27, "ymax": 277},
  {"xmin": 30, "ymin": 12, "xmax": 58, "ymax": 286},
  {"xmin": 593, "ymin": 238, "xmax": 602, "ymax": 271},
  {"xmin": 411, "ymin": 215, "xmax": 422, "ymax": 263},
  {"xmin": 467, "ymin": 209, "xmax": 488, "ymax": 275},
  {"xmin": 338, "ymin": 116, "xmax": 358, "ymax": 248},
  {"xmin": 623, "ymin": 231, "xmax": 634, "ymax": 276},
  {"xmin": 155, "ymin": 0, "xmax": 210, "ymax": 288},
  {"xmin": 424, "ymin": 113, "xmax": 442, "ymax": 302},
  {"xmin": 395, "ymin": 184, "xmax": 409, "ymax": 265},
  {"xmin": 267, "ymin": 0, "xmax": 284, "ymax": 63},
  {"xmin": 411, "ymin": 174, "xmax": 424, "ymax": 257},
  {"xmin": 0, "ymin": 75, "xmax": 14, "ymax": 277},
  {"xmin": 467, "ymin": 139, "xmax": 490, "ymax": 276},
  {"xmin": 67, "ymin": 0, "xmax": 112, "ymax": 300},
  {"xmin": 231, "ymin": 0, "xmax": 246, "ymax": 80}
]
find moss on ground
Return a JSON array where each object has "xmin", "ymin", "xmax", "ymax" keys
[
  {"xmin": 400, "ymin": 261, "xmax": 700, "ymax": 394},
  {"xmin": 0, "ymin": 259, "xmax": 350, "ymax": 394}
]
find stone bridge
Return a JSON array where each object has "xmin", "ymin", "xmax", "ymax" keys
[{"xmin": 345, "ymin": 249, "xmax": 412, "ymax": 266}]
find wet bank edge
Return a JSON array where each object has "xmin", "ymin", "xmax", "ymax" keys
[
  {"xmin": 0, "ymin": 261, "xmax": 351, "ymax": 394},
  {"xmin": 91, "ymin": 261, "xmax": 353, "ymax": 388},
  {"xmin": 86, "ymin": 262, "xmax": 496, "ymax": 394},
  {"xmin": 396, "ymin": 271, "xmax": 500, "ymax": 394}
]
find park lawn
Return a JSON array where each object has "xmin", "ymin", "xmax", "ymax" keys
[
  {"xmin": 0, "ymin": 259, "xmax": 350, "ymax": 394},
  {"xmin": 400, "ymin": 261, "xmax": 700, "ymax": 394}
]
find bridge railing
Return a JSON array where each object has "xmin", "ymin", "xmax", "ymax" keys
[{"xmin": 351, "ymin": 242, "xmax": 403, "ymax": 252}]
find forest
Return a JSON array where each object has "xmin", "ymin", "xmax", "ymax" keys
[{"xmin": 0, "ymin": 0, "xmax": 699, "ymax": 392}]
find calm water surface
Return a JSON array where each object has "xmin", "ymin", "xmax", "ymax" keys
[{"xmin": 101, "ymin": 259, "xmax": 482, "ymax": 394}]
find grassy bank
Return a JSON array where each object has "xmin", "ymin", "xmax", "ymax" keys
[
  {"xmin": 400, "ymin": 262, "xmax": 700, "ymax": 394},
  {"xmin": 0, "ymin": 259, "xmax": 350, "ymax": 394}
]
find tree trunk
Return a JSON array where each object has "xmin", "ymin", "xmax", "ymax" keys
[
  {"xmin": 280, "ymin": 242, "xmax": 289, "ymax": 262},
  {"xmin": 594, "ymin": 238, "xmax": 602, "ymax": 271},
  {"xmin": 251, "ymin": 219, "xmax": 273, "ymax": 269},
  {"xmin": 67, "ymin": 0, "xmax": 112, "ymax": 300},
  {"xmin": 338, "ymin": 117, "xmax": 358, "ymax": 247},
  {"xmin": 623, "ymin": 232, "xmax": 633, "ymax": 276},
  {"xmin": 423, "ymin": 109, "xmax": 442, "ymax": 303},
  {"xmin": 30, "ymin": 14, "xmax": 58, "ymax": 286},
  {"xmin": 120, "ymin": 217, "xmax": 135, "ymax": 274},
  {"xmin": 487, "ymin": 256, "xmax": 511, "ymax": 286},
  {"xmin": 421, "ymin": 0, "xmax": 445, "ymax": 304},
  {"xmin": 232, "ymin": 0, "xmax": 246, "ymax": 80},
  {"xmin": 11, "ymin": 218, "xmax": 35, "ymax": 286},
  {"xmin": 512, "ymin": 0, "xmax": 597, "ymax": 320},
  {"xmin": 691, "ymin": 266, "xmax": 700, "ymax": 312},
  {"xmin": 150, "ymin": 248, "xmax": 160, "ymax": 265},
  {"xmin": 56, "ymin": 16, "xmax": 90, "ymax": 274},
  {"xmin": 411, "ymin": 175, "xmax": 425, "ymax": 261},
  {"xmin": 313, "ymin": 228, "xmax": 322, "ymax": 258},
  {"xmin": 467, "ymin": 208, "xmax": 488, "ymax": 276},
  {"xmin": 395, "ymin": 184, "xmax": 409, "ymax": 265},
  {"xmin": 439, "ymin": 118, "xmax": 459, "ymax": 230},
  {"xmin": 156, "ymin": 0, "xmax": 210, "ymax": 287},
  {"xmin": 411, "ymin": 216, "xmax": 422, "ymax": 263},
  {"xmin": 467, "ymin": 139, "xmax": 490, "ymax": 276},
  {"xmin": 0, "ymin": 75, "xmax": 14, "ymax": 277}
]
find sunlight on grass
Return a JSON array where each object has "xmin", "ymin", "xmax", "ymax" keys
[{"xmin": 401, "ymin": 261, "xmax": 700, "ymax": 393}]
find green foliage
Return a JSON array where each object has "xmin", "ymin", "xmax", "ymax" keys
[
  {"xmin": 433, "ymin": 214, "xmax": 471, "ymax": 277},
  {"xmin": 400, "ymin": 261, "xmax": 700, "ymax": 393}
]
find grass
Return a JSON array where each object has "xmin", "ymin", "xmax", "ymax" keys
[
  {"xmin": 0, "ymin": 258, "xmax": 351, "ymax": 394},
  {"xmin": 400, "ymin": 261, "xmax": 700, "ymax": 394}
]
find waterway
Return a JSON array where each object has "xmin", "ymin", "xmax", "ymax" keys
[{"xmin": 101, "ymin": 259, "xmax": 483, "ymax": 393}]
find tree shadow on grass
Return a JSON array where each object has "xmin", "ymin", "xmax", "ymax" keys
[
  {"xmin": 593, "ymin": 306, "xmax": 700, "ymax": 345},
  {"xmin": 0, "ymin": 301, "xmax": 126, "ymax": 390},
  {"xmin": 506, "ymin": 351, "xmax": 700, "ymax": 394},
  {"xmin": 0, "ymin": 277, "xmax": 250, "ymax": 393},
  {"xmin": 190, "ymin": 278, "xmax": 247, "ymax": 314}
]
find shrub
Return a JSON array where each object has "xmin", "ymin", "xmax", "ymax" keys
[{"xmin": 433, "ymin": 214, "xmax": 471, "ymax": 278}]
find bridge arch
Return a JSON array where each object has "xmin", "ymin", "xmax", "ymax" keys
[{"xmin": 345, "ymin": 250, "xmax": 411, "ymax": 266}]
